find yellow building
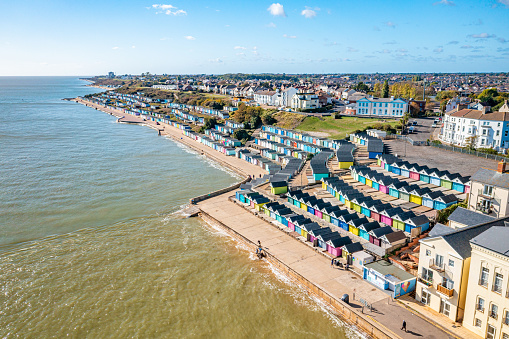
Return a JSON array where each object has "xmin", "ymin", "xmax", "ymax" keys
[{"xmin": 463, "ymin": 226, "xmax": 509, "ymax": 339}]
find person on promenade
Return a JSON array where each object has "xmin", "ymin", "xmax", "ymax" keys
[
  {"xmin": 401, "ymin": 320, "xmax": 407, "ymax": 332},
  {"xmin": 331, "ymin": 258, "xmax": 335, "ymax": 268}
]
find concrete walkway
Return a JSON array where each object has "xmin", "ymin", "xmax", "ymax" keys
[{"xmin": 198, "ymin": 193, "xmax": 457, "ymax": 339}]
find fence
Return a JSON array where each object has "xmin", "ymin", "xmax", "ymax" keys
[
  {"xmin": 385, "ymin": 134, "xmax": 427, "ymax": 146},
  {"xmin": 429, "ymin": 142, "xmax": 508, "ymax": 162}
]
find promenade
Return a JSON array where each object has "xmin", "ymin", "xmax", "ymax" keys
[{"xmin": 197, "ymin": 193, "xmax": 456, "ymax": 339}]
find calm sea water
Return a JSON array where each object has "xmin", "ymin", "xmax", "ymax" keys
[{"xmin": 0, "ymin": 77, "xmax": 358, "ymax": 338}]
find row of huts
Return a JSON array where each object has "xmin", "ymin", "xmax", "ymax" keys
[
  {"xmin": 168, "ymin": 102, "xmax": 230, "ymax": 119},
  {"xmin": 376, "ymin": 154, "xmax": 471, "ymax": 194},
  {"xmin": 184, "ymin": 129, "xmax": 237, "ymax": 156},
  {"xmin": 337, "ymin": 141, "xmax": 355, "ymax": 169},
  {"xmin": 204, "ymin": 129, "xmax": 242, "ymax": 147},
  {"xmin": 349, "ymin": 132, "xmax": 385, "ymax": 159},
  {"xmin": 321, "ymin": 176, "xmax": 430, "ymax": 234},
  {"xmin": 350, "ymin": 166, "xmax": 458, "ymax": 210}
]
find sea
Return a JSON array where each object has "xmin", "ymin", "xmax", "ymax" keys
[{"xmin": 0, "ymin": 77, "xmax": 359, "ymax": 338}]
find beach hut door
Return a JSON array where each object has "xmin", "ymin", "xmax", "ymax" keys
[
  {"xmin": 313, "ymin": 239, "xmax": 319, "ymax": 247},
  {"xmin": 347, "ymin": 254, "xmax": 353, "ymax": 265}
]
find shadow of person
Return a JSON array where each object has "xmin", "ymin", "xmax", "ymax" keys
[{"xmin": 405, "ymin": 330, "xmax": 422, "ymax": 337}]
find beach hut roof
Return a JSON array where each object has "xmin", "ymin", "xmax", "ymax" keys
[
  {"xmin": 251, "ymin": 196, "xmax": 270, "ymax": 204},
  {"xmin": 362, "ymin": 199, "xmax": 383, "ymax": 209},
  {"xmin": 405, "ymin": 214, "xmax": 430, "ymax": 226},
  {"xmin": 359, "ymin": 221, "xmax": 382, "ymax": 232},
  {"xmin": 452, "ymin": 176, "xmax": 470, "ymax": 184},
  {"xmin": 293, "ymin": 218, "xmax": 314, "ymax": 226},
  {"xmin": 327, "ymin": 236, "xmax": 352, "ymax": 248},
  {"xmin": 301, "ymin": 222, "xmax": 321, "ymax": 232},
  {"xmin": 382, "ymin": 207, "xmax": 405, "ymax": 217},
  {"xmin": 370, "ymin": 203, "xmax": 392, "ymax": 213},
  {"xmin": 275, "ymin": 207, "xmax": 293, "ymax": 216},
  {"xmin": 323, "ymin": 205, "xmax": 341, "ymax": 214},
  {"xmin": 318, "ymin": 231, "xmax": 341, "ymax": 242},
  {"xmin": 349, "ymin": 217, "xmax": 369, "ymax": 227},
  {"xmin": 417, "ymin": 165, "xmax": 431, "ymax": 174},
  {"xmin": 288, "ymin": 214, "xmax": 306, "ymax": 223},
  {"xmin": 308, "ymin": 227, "xmax": 332, "ymax": 237},
  {"xmin": 341, "ymin": 242, "xmax": 364, "ymax": 253},
  {"xmin": 340, "ymin": 213, "xmax": 360, "ymax": 223},
  {"xmin": 393, "ymin": 211, "xmax": 416, "ymax": 222},
  {"xmin": 329, "ymin": 209, "xmax": 350, "ymax": 218},
  {"xmin": 422, "ymin": 191, "xmax": 444, "ymax": 199},
  {"xmin": 268, "ymin": 204, "xmax": 287, "ymax": 212},
  {"xmin": 388, "ymin": 181, "xmax": 409, "ymax": 189},
  {"xmin": 370, "ymin": 226, "xmax": 394, "ymax": 237},
  {"xmin": 436, "ymin": 194, "xmax": 458, "ymax": 204},
  {"xmin": 381, "ymin": 231, "xmax": 407, "ymax": 244}
]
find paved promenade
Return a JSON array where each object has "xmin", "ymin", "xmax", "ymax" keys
[{"xmin": 198, "ymin": 193, "xmax": 456, "ymax": 339}]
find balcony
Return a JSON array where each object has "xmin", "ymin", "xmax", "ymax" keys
[
  {"xmin": 418, "ymin": 274, "xmax": 433, "ymax": 287},
  {"xmin": 429, "ymin": 259, "xmax": 445, "ymax": 273},
  {"xmin": 437, "ymin": 284, "xmax": 454, "ymax": 298}
]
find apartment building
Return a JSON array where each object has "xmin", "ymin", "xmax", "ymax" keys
[
  {"xmin": 355, "ymin": 96, "xmax": 407, "ymax": 118},
  {"xmin": 253, "ymin": 90, "xmax": 278, "ymax": 106},
  {"xmin": 290, "ymin": 93, "xmax": 319, "ymax": 110},
  {"xmin": 440, "ymin": 106, "xmax": 509, "ymax": 151},
  {"xmin": 463, "ymin": 227, "xmax": 509, "ymax": 339},
  {"xmin": 468, "ymin": 163, "xmax": 509, "ymax": 217}
]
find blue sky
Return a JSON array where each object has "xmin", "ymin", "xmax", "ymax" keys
[{"xmin": 1, "ymin": 0, "xmax": 508, "ymax": 75}]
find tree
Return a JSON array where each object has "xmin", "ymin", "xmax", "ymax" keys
[
  {"xmin": 354, "ymin": 82, "xmax": 369, "ymax": 93},
  {"xmin": 465, "ymin": 135, "xmax": 477, "ymax": 150},
  {"xmin": 381, "ymin": 80, "xmax": 389, "ymax": 98},
  {"xmin": 203, "ymin": 117, "xmax": 217, "ymax": 130},
  {"xmin": 233, "ymin": 129, "xmax": 250, "ymax": 142}
]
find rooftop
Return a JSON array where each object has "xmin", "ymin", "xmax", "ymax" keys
[{"xmin": 364, "ymin": 260, "xmax": 415, "ymax": 282}]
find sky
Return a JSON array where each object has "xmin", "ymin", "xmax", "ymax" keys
[{"xmin": 1, "ymin": 0, "xmax": 508, "ymax": 75}]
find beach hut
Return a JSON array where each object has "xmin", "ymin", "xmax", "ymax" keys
[
  {"xmin": 451, "ymin": 175, "xmax": 469, "ymax": 193},
  {"xmin": 270, "ymin": 181, "xmax": 288, "ymax": 195},
  {"xmin": 380, "ymin": 207, "xmax": 403, "ymax": 227},
  {"xmin": 392, "ymin": 211, "xmax": 415, "ymax": 231},
  {"xmin": 370, "ymin": 176, "xmax": 381, "ymax": 191},
  {"xmin": 308, "ymin": 227, "xmax": 333, "ymax": 244},
  {"xmin": 313, "ymin": 201, "xmax": 330, "ymax": 219},
  {"xmin": 410, "ymin": 187, "xmax": 432, "ymax": 206},
  {"xmin": 398, "ymin": 185, "xmax": 414, "ymax": 202},
  {"xmin": 348, "ymin": 217, "xmax": 369, "ymax": 236},
  {"xmin": 326, "ymin": 237, "xmax": 352, "ymax": 257},
  {"xmin": 322, "ymin": 205, "xmax": 340, "ymax": 223},
  {"xmin": 287, "ymin": 214, "xmax": 306, "ymax": 232},
  {"xmin": 378, "ymin": 177, "xmax": 392, "ymax": 194},
  {"xmin": 369, "ymin": 226, "xmax": 394, "ymax": 246},
  {"xmin": 316, "ymin": 230, "xmax": 341, "ymax": 249},
  {"xmin": 418, "ymin": 190, "xmax": 436, "ymax": 208},
  {"xmin": 341, "ymin": 242, "xmax": 364, "ymax": 260},
  {"xmin": 350, "ymin": 196, "xmax": 365, "ymax": 214},
  {"xmin": 399, "ymin": 162, "xmax": 411, "ymax": 178},
  {"xmin": 428, "ymin": 169, "xmax": 442, "ymax": 187},
  {"xmin": 370, "ymin": 203, "xmax": 391, "ymax": 222},
  {"xmin": 358, "ymin": 221, "xmax": 381, "ymax": 241},
  {"xmin": 300, "ymin": 222, "xmax": 321, "ymax": 241},
  {"xmin": 408, "ymin": 164, "xmax": 422, "ymax": 181},
  {"xmin": 363, "ymin": 261, "xmax": 416, "ymax": 298},
  {"xmin": 329, "ymin": 209, "xmax": 349, "ymax": 227},
  {"xmin": 418, "ymin": 166, "xmax": 432, "ymax": 184},
  {"xmin": 434, "ymin": 194, "xmax": 457, "ymax": 210},
  {"xmin": 275, "ymin": 208, "xmax": 293, "ymax": 226},
  {"xmin": 391, "ymin": 162, "xmax": 402, "ymax": 175},
  {"xmin": 343, "ymin": 192, "xmax": 363, "ymax": 210},
  {"xmin": 388, "ymin": 181, "xmax": 408, "ymax": 199},
  {"xmin": 380, "ymin": 230, "xmax": 407, "ymax": 249},
  {"xmin": 251, "ymin": 196, "xmax": 271, "ymax": 211},
  {"xmin": 339, "ymin": 212, "xmax": 359, "ymax": 231},
  {"xmin": 360, "ymin": 199, "xmax": 378, "ymax": 218},
  {"xmin": 293, "ymin": 218, "xmax": 314, "ymax": 237},
  {"xmin": 440, "ymin": 172, "xmax": 454, "ymax": 190},
  {"xmin": 404, "ymin": 214, "xmax": 430, "ymax": 233}
]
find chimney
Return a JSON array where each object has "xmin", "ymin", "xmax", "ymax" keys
[
  {"xmin": 498, "ymin": 161, "xmax": 507, "ymax": 173},
  {"xmin": 457, "ymin": 103, "xmax": 468, "ymax": 111}
]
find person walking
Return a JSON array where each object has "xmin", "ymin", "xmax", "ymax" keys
[
  {"xmin": 401, "ymin": 320, "xmax": 407, "ymax": 332},
  {"xmin": 331, "ymin": 258, "xmax": 335, "ymax": 268}
]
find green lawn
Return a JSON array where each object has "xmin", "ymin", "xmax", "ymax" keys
[{"xmin": 296, "ymin": 116, "xmax": 400, "ymax": 139}]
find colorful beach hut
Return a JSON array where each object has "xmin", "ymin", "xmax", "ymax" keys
[
  {"xmin": 339, "ymin": 212, "xmax": 359, "ymax": 231},
  {"xmin": 433, "ymin": 194, "xmax": 457, "ymax": 210},
  {"xmin": 392, "ymin": 211, "xmax": 415, "ymax": 231},
  {"xmin": 369, "ymin": 226, "xmax": 394, "ymax": 246},
  {"xmin": 404, "ymin": 214, "xmax": 430, "ymax": 233},
  {"xmin": 329, "ymin": 209, "xmax": 349, "ymax": 227},
  {"xmin": 341, "ymin": 242, "xmax": 364, "ymax": 260},
  {"xmin": 359, "ymin": 221, "xmax": 381, "ymax": 241},
  {"xmin": 348, "ymin": 217, "xmax": 369, "ymax": 236},
  {"xmin": 440, "ymin": 172, "xmax": 454, "ymax": 190},
  {"xmin": 326, "ymin": 237, "xmax": 352, "ymax": 257},
  {"xmin": 428, "ymin": 169, "xmax": 442, "ymax": 187},
  {"xmin": 418, "ymin": 166, "xmax": 432, "ymax": 184},
  {"xmin": 422, "ymin": 191, "xmax": 442, "ymax": 209},
  {"xmin": 388, "ymin": 181, "xmax": 408, "ymax": 199}
]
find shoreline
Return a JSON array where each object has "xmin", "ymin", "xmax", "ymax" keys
[{"xmin": 75, "ymin": 98, "xmax": 459, "ymax": 339}]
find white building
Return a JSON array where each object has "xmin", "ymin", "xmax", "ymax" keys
[
  {"xmin": 290, "ymin": 93, "xmax": 319, "ymax": 110},
  {"xmin": 355, "ymin": 96, "xmax": 407, "ymax": 118},
  {"xmin": 439, "ymin": 106, "xmax": 509, "ymax": 151},
  {"xmin": 277, "ymin": 87, "xmax": 298, "ymax": 108},
  {"xmin": 253, "ymin": 90, "xmax": 278, "ymax": 106}
]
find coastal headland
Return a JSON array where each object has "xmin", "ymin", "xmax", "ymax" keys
[{"xmin": 75, "ymin": 98, "xmax": 461, "ymax": 339}]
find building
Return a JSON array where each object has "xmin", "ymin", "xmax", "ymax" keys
[
  {"xmin": 463, "ymin": 226, "xmax": 509, "ymax": 339},
  {"xmin": 439, "ymin": 106, "xmax": 509, "ymax": 150},
  {"xmin": 415, "ymin": 221, "xmax": 497, "ymax": 322},
  {"xmin": 290, "ymin": 93, "xmax": 319, "ymax": 110},
  {"xmin": 278, "ymin": 87, "xmax": 298, "ymax": 107},
  {"xmin": 468, "ymin": 163, "xmax": 509, "ymax": 217},
  {"xmin": 448, "ymin": 207, "xmax": 495, "ymax": 229},
  {"xmin": 355, "ymin": 96, "xmax": 408, "ymax": 118},
  {"xmin": 108, "ymin": 71, "xmax": 115, "ymax": 79},
  {"xmin": 253, "ymin": 90, "xmax": 278, "ymax": 106}
]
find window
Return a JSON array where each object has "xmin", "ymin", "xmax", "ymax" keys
[
  {"xmin": 490, "ymin": 303, "xmax": 498, "ymax": 319},
  {"xmin": 494, "ymin": 273, "xmax": 503, "ymax": 293},
  {"xmin": 502, "ymin": 333, "xmax": 508, "ymax": 339},
  {"xmin": 497, "ymin": 130, "xmax": 500, "ymax": 136},
  {"xmin": 440, "ymin": 299, "xmax": 451, "ymax": 316},
  {"xmin": 505, "ymin": 130, "xmax": 508, "ymax": 137},
  {"xmin": 422, "ymin": 267, "xmax": 433, "ymax": 283},
  {"xmin": 481, "ymin": 267, "xmax": 490, "ymax": 287},
  {"xmin": 499, "ymin": 123, "xmax": 501, "ymax": 127},
  {"xmin": 487, "ymin": 325, "xmax": 496, "ymax": 339},
  {"xmin": 435, "ymin": 254, "xmax": 444, "ymax": 268},
  {"xmin": 449, "ymin": 259, "xmax": 454, "ymax": 267},
  {"xmin": 483, "ymin": 185, "xmax": 493, "ymax": 196},
  {"xmin": 426, "ymin": 249, "xmax": 431, "ymax": 256},
  {"xmin": 477, "ymin": 297, "xmax": 485, "ymax": 312},
  {"xmin": 475, "ymin": 318, "xmax": 482, "ymax": 327},
  {"xmin": 443, "ymin": 277, "xmax": 454, "ymax": 289},
  {"xmin": 505, "ymin": 310, "xmax": 509, "ymax": 325}
]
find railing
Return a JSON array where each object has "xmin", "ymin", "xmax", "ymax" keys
[
  {"xmin": 430, "ymin": 259, "xmax": 445, "ymax": 273},
  {"xmin": 418, "ymin": 274, "xmax": 433, "ymax": 287},
  {"xmin": 437, "ymin": 284, "xmax": 454, "ymax": 298},
  {"xmin": 428, "ymin": 142, "xmax": 509, "ymax": 162}
]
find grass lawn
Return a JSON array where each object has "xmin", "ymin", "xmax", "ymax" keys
[{"xmin": 296, "ymin": 116, "xmax": 400, "ymax": 139}]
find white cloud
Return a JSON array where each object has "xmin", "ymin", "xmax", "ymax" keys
[
  {"xmin": 468, "ymin": 32, "xmax": 496, "ymax": 39},
  {"xmin": 131, "ymin": 45, "xmax": 136, "ymax": 49},
  {"xmin": 433, "ymin": 47, "xmax": 444, "ymax": 53},
  {"xmin": 283, "ymin": 34, "xmax": 297, "ymax": 39},
  {"xmin": 234, "ymin": 46, "xmax": 247, "ymax": 50},
  {"xmin": 433, "ymin": 0, "xmax": 456, "ymax": 6},
  {"xmin": 112, "ymin": 46, "xmax": 119, "ymax": 50},
  {"xmin": 266, "ymin": 22, "xmax": 277, "ymax": 28},
  {"xmin": 385, "ymin": 21, "xmax": 396, "ymax": 28},
  {"xmin": 185, "ymin": 36, "xmax": 196, "ymax": 40},
  {"xmin": 151, "ymin": 4, "xmax": 187, "ymax": 16},
  {"xmin": 301, "ymin": 8, "xmax": 317, "ymax": 18},
  {"xmin": 267, "ymin": 3, "xmax": 286, "ymax": 17}
]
